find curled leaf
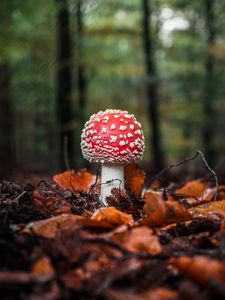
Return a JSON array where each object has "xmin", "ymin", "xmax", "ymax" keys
[
  {"xmin": 124, "ymin": 163, "xmax": 145, "ymax": 198},
  {"xmin": 140, "ymin": 192, "xmax": 191, "ymax": 226},
  {"xmin": 91, "ymin": 207, "xmax": 133, "ymax": 226},
  {"xmin": 53, "ymin": 169, "xmax": 97, "ymax": 192},
  {"xmin": 175, "ymin": 180, "xmax": 206, "ymax": 198}
]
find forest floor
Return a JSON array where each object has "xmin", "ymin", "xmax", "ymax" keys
[{"xmin": 1, "ymin": 161, "xmax": 225, "ymax": 300}]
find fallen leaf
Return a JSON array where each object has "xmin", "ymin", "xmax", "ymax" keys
[
  {"xmin": 53, "ymin": 169, "xmax": 97, "ymax": 192},
  {"xmin": 174, "ymin": 181, "xmax": 222, "ymax": 207},
  {"xmin": 175, "ymin": 180, "xmax": 207, "ymax": 198},
  {"xmin": 32, "ymin": 256, "xmax": 55, "ymax": 276},
  {"xmin": 124, "ymin": 163, "xmax": 145, "ymax": 198},
  {"xmin": 140, "ymin": 192, "xmax": 191, "ymax": 226},
  {"xmin": 111, "ymin": 226, "xmax": 162, "ymax": 255},
  {"xmin": 91, "ymin": 207, "xmax": 134, "ymax": 226},
  {"xmin": 23, "ymin": 214, "xmax": 114, "ymax": 238},
  {"xmin": 190, "ymin": 199, "xmax": 225, "ymax": 220},
  {"xmin": 171, "ymin": 256, "xmax": 225, "ymax": 286}
]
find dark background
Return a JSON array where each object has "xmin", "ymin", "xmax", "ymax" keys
[{"xmin": 0, "ymin": 0, "xmax": 225, "ymax": 180}]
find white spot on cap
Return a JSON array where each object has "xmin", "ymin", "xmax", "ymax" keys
[
  {"xmin": 114, "ymin": 114, "xmax": 119, "ymax": 118},
  {"xmin": 127, "ymin": 133, "xmax": 133, "ymax": 138},
  {"xmin": 124, "ymin": 114, "xmax": 132, "ymax": 119},
  {"xmin": 120, "ymin": 150, "xmax": 127, "ymax": 154},
  {"xmin": 130, "ymin": 142, "xmax": 135, "ymax": 148},
  {"xmin": 101, "ymin": 127, "xmax": 107, "ymax": 133},
  {"xmin": 119, "ymin": 141, "xmax": 126, "ymax": 146},
  {"xmin": 110, "ymin": 135, "xmax": 117, "ymax": 143},
  {"xmin": 135, "ymin": 129, "xmax": 142, "ymax": 135},
  {"xmin": 119, "ymin": 125, "xmax": 127, "ymax": 131},
  {"xmin": 130, "ymin": 124, "xmax": 134, "ymax": 130},
  {"xmin": 110, "ymin": 123, "xmax": 116, "ymax": 130},
  {"xmin": 96, "ymin": 118, "xmax": 101, "ymax": 122},
  {"xmin": 102, "ymin": 116, "xmax": 110, "ymax": 123}
]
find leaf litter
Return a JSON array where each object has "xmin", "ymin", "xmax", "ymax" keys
[{"xmin": 0, "ymin": 160, "xmax": 225, "ymax": 299}]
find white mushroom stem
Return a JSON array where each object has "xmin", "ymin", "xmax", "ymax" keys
[{"xmin": 100, "ymin": 164, "xmax": 124, "ymax": 205}]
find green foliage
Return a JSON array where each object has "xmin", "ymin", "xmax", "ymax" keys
[{"xmin": 0, "ymin": 0, "xmax": 224, "ymax": 172}]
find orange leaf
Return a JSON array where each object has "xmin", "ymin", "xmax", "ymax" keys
[
  {"xmin": 124, "ymin": 163, "xmax": 145, "ymax": 198},
  {"xmin": 23, "ymin": 214, "xmax": 115, "ymax": 238},
  {"xmin": 111, "ymin": 226, "xmax": 162, "ymax": 255},
  {"xmin": 190, "ymin": 199, "xmax": 225, "ymax": 220},
  {"xmin": 171, "ymin": 256, "xmax": 225, "ymax": 286},
  {"xmin": 175, "ymin": 180, "xmax": 206, "ymax": 198},
  {"xmin": 91, "ymin": 207, "xmax": 133, "ymax": 226},
  {"xmin": 32, "ymin": 256, "xmax": 55, "ymax": 276},
  {"xmin": 140, "ymin": 192, "xmax": 191, "ymax": 226},
  {"xmin": 53, "ymin": 169, "xmax": 97, "ymax": 192}
]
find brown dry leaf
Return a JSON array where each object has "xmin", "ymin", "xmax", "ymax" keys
[
  {"xmin": 34, "ymin": 189, "xmax": 72, "ymax": 214},
  {"xmin": 140, "ymin": 192, "xmax": 191, "ymax": 227},
  {"xmin": 124, "ymin": 163, "xmax": 145, "ymax": 197},
  {"xmin": 111, "ymin": 226, "xmax": 162, "ymax": 255},
  {"xmin": 23, "ymin": 213, "xmax": 114, "ymax": 238},
  {"xmin": 91, "ymin": 207, "xmax": 134, "ymax": 226},
  {"xmin": 175, "ymin": 180, "xmax": 206, "ymax": 198},
  {"xmin": 189, "ymin": 199, "xmax": 225, "ymax": 220},
  {"xmin": 32, "ymin": 256, "xmax": 55, "ymax": 276},
  {"xmin": 175, "ymin": 181, "xmax": 223, "ymax": 207},
  {"xmin": 171, "ymin": 256, "xmax": 225, "ymax": 286},
  {"xmin": 53, "ymin": 169, "xmax": 97, "ymax": 192},
  {"xmin": 106, "ymin": 288, "xmax": 177, "ymax": 300}
]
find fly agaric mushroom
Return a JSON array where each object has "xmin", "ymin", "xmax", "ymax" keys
[{"xmin": 81, "ymin": 109, "xmax": 145, "ymax": 205}]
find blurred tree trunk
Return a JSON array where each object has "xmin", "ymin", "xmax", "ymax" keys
[
  {"xmin": 202, "ymin": 0, "xmax": 216, "ymax": 165},
  {"xmin": 0, "ymin": 63, "xmax": 14, "ymax": 178},
  {"xmin": 77, "ymin": 0, "xmax": 87, "ymax": 124},
  {"xmin": 56, "ymin": 0, "xmax": 74, "ymax": 170},
  {"xmin": 75, "ymin": 0, "xmax": 87, "ymax": 167},
  {"xmin": 141, "ymin": 0, "xmax": 164, "ymax": 172}
]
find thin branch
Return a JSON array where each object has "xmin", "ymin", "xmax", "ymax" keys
[
  {"xmin": 146, "ymin": 150, "xmax": 218, "ymax": 201},
  {"xmin": 88, "ymin": 166, "xmax": 101, "ymax": 195}
]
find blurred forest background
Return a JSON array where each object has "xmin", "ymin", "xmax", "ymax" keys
[{"xmin": 0, "ymin": 0, "xmax": 225, "ymax": 180}]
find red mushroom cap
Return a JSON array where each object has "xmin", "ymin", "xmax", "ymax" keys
[{"xmin": 81, "ymin": 109, "xmax": 145, "ymax": 164}]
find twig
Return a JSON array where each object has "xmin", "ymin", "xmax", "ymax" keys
[
  {"xmin": 37, "ymin": 180, "xmax": 50, "ymax": 188},
  {"xmin": 88, "ymin": 166, "xmax": 101, "ymax": 195},
  {"xmin": 146, "ymin": 150, "xmax": 218, "ymax": 201},
  {"xmin": 197, "ymin": 150, "xmax": 218, "ymax": 200}
]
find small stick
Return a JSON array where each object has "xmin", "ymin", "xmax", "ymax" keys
[{"xmin": 146, "ymin": 150, "xmax": 218, "ymax": 201}]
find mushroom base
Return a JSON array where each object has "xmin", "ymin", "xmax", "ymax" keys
[{"xmin": 100, "ymin": 164, "xmax": 124, "ymax": 205}]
